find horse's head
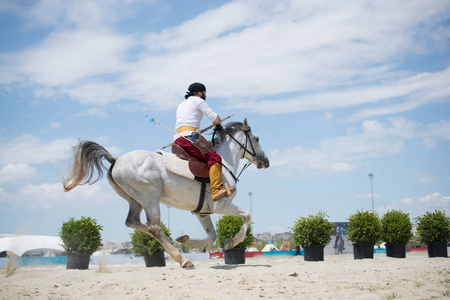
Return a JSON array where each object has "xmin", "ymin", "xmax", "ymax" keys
[{"xmin": 214, "ymin": 118, "xmax": 270, "ymax": 169}]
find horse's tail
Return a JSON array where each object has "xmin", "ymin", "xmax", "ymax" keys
[{"xmin": 62, "ymin": 140, "xmax": 117, "ymax": 192}]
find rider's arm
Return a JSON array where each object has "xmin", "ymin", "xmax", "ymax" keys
[{"xmin": 197, "ymin": 99, "xmax": 219, "ymax": 125}]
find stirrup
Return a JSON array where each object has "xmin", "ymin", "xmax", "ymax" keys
[
  {"xmin": 224, "ymin": 183, "xmax": 236, "ymax": 197},
  {"xmin": 212, "ymin": 189, "xmax": 227, "ymax": 202}
]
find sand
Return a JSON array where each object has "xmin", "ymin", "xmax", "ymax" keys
[{"xmin": 1, "ymin": 252, "xmax": 449, "ymax": 299}]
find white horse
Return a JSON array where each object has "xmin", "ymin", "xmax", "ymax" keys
[{"xmin": 62, "ymin": 119, "xmax": 269, "ymax": 268}]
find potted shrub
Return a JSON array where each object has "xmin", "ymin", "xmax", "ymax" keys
[
  {"xmin": 415, "ymin": 210, "xmax": 450, "ymax": 258},
  {"xmin": 216, "ymin": 216, "xmax": 254, "ymax": 265},
  {"xmin": 130, "ymin": 222, "xmax": 171, "ymax": 267},
  {"xmin": 381, "ymin": 210, "xmax": 413, "ymax": 258},
  {"xmin": 291, "ymin": 211, "xmax": 333, "ymax": 261},
  {"xmin": 58, "ymin": 216, "xmax": 103, "ymax": 270},
  {"xmin": 347, "ymin": 210, "xmax": 381, "ymax": 259}
]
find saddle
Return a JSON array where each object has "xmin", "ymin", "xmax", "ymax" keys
[
  {"xmin": 171, "ymin": 144, "xmax": 209, "ymax": 179},
  {"xmin": 170, "ymin": 144, "xmax": 212, "ymax": 214},
  {"xmin": 162, "ymin": 144, "xmax": 233, "ymax": 214}
]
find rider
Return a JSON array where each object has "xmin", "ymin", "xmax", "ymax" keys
[{"xmin": 174, "ymin": 82, "xmax": 230, "ymax": 202}]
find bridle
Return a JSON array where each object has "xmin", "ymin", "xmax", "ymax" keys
[
  {"xmin": 225, "ymin": 127, "xmax": 257, "ymax": 159},
  {"xmin": 213, "ymin": 125, "xmax": 258, "ymax": 183}
]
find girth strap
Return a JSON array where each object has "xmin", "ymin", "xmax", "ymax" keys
[{"xmin": 192, "ymin": 177, "xmax": 210, "ymax": 214}]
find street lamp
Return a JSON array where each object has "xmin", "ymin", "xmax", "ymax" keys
[
  {"xmin": 167, "ymin": 206, "xmax": 170, "ymax": 229},
  {"xmin": 248, "ymin": 192, "xmax": 253, "ymax": 220},
  {"xmin": 368, "ymin": 173, "xmax": 374, "ymax": 211}
]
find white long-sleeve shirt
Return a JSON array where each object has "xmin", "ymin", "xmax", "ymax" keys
[{"xmin": 174, "ymin": 96, "xmax": 218, "ymax": 140}]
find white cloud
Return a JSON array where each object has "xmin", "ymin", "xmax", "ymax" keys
[
  {"xmin": 270, "ymin": 117, "xmax": 450, "ymax": 179},
  {"xmin": 399, "ymin": 197, "xmax": 414, "ymax": 204},
  {"xmin": 413, "ymin": 173, "xmax": 437, "ymax": 184},
  {"xmin": 0, "ymin": 181, "xmax": 116, "ymax": 209},
  {"xmin": 0, "ymin": 134, "xmax": 122, "ymax": 166},
  {"xmin": 270, "ymin": 146, "xmax": 356, "ymax": 179},
  {"xmin": 230, "ymin": 67, "xmax": 450, "ymax": 119},
  {"xmin": 0, "ymin": 135, "xmax": 77, "ymax": 165},
  {"xmin": 14, "ymin": 29, "xmax": 133, "ymax": 87},
  {"xmin": 0, "ymin": 164, "xmax": 37, "ymax": 184},
  {"xmin": 418, "ymin": 192, "xmax": 450, "ymax": 206},
  {"xmin": 378, "ymin": 192, "xmax": 450, "ymax": 219},
  {"xmin": 421, "ymin": 137, "xmax": 436, "ymax": 149},
  {"xmin": 270, "ymin": 118, "xmax": 416, "ymax": 179},
  {"xmin": 86, "ymin": 107, "xmax": 108, "ymax": 117},
  {"xmin": 421, "ymin": 120, "xmax": 450, "ymax": 140},
  {"xmin": 0, "ymin": 135, "xmax": 124, "ymax": 175},
  {"xmin": 50, "ymin": 121, "xmax": 61, "ymax": 129},
  {"xmin": 24, "ymin": 0, "xmax": 149, "ymax": 29},
  {"xmin": 1, "ymin": 0, "xmax": 449, "ymax": 117}
]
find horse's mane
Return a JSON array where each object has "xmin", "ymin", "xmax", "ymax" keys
[{"xmin": 213, "ymin": 122, "xmax": 246, "ymax": 145}]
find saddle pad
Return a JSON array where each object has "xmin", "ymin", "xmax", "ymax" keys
[{"xmin": 156, "ymin": 150, "xmax": 195, "ymax": 180}]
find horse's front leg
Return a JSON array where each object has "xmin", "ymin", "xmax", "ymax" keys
[
  {"xmin": 176, "ymin": 213, "xmax": 217, "ymax": 248},
  {"xmin": 213, "ymin": 200, "xmax": 251, "ymax": 250}
]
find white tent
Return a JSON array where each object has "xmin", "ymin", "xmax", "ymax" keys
[
  {"xmin": 261, "ymin": 243, "xmax": 278, "ymax": 252},
  {"xmin": 0, "ymin": 235, "xmax": 64, "ymax": 256},
  {"xmin": 247, "ymin": 247, "xmax": 259, "ymax": 252}
]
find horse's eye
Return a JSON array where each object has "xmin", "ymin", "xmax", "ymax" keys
[{"xmin": 255, "ymin": 136, "xmax": 259, "ymax": 142}]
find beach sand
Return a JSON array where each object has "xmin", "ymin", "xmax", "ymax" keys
[{"xmin": 1, "ymin": 251, "xmax": 449, "ymax": 299}]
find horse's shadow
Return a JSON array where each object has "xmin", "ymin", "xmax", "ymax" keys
[{"xmin": 210, "ymin": 264, "xmax": 272, "ymax": 270}]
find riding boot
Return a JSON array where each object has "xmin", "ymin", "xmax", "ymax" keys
[{"xmin": 209, "ymin": 163, "xmax": 228, "ymax": 202}]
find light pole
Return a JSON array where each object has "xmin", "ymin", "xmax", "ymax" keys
[
  {"xmin": 167, "ymin": 206, "xmax": 170, "ymax": 229},
  {"xmin": 368, "ymin": 173, "xmax": 374, "ymax": 211},
  {"xmin": 248, "ymin": 192, "xmax": 253, "ymax": 220}
]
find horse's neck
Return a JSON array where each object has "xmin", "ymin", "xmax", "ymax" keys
[{"xmin": 215, "ymin": 132, "xmax": 243, "ymax": 175}]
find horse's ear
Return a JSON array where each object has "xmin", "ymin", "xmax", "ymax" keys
[{"xmin": 242, "ymin": 118, "xmax": 251, "ymax": 131}]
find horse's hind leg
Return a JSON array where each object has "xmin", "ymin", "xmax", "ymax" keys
[
  {"xmin": 138, "ymin": 195, "xmax": 194, "ymax": 268},
  {"xmin": 176, "ymin": 213, "xmax": 217, "ymax": 248},
  {"xmin": 108, "ymin": 170, "xmax": 145, "ymax": 229},
  {"xmin": 120, "ymin": 182, "xmax": 194, "ymax": 268},
  {"xmin": 109, "ymin": 168, "xmax": 193, "ymax": 268}
]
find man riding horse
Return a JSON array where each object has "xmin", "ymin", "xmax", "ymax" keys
[
  {"xmin": 62, "ymin": 83, "xmax": 269, "ymax": 268},
  {"xmin": 174, "ymin": 82, "xmax": 234, "ymax": 201}
]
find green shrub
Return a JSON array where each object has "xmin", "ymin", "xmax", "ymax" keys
[
  {"xmin": 130, "ymin": 223, "xmax": 171, "ymax": 256},
  {"xmin": 58, "ymin": 216, "xmax": 103, "ymax": 254},
  {"xmin": 381, "ymin": 210, "xmax": 413, "ymax": 244},
  {"xmin": 291, "ymin": 211, "xmax": 333, "ymax": 247},
  {"xmin": 216, "ymin": 216, "xmax": 254, "ymax": 249},
  {"xmin": 415, "ymin": 210, "xmax": 450, "ymax": 244},
  {"xmin": 347, "ymin": 210, "xmax": 381, "ymax": 244}
]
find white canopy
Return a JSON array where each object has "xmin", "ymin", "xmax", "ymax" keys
[
  {"xmin": 247, "ymin": 247, "xmax": 259, "ymax": 252},
  {"xmin": 261, "ymin": 243, "xmax": 278, "ymax": 252},
  {"xmin": 0, "ymin": 235, "xmax": 64, "ymax": 256}
]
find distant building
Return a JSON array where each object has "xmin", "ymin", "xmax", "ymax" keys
[{"xmin": 254, "ymin": 232, "xmax": 293, "ymax": 242}]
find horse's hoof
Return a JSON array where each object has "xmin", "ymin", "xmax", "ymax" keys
[
  {"xmin": 224, "ymin": 238, "xmax": 233, "ymax": 251},
  {"xmin": 176, "ymin": 235, "xmax": 189, "ymax": 244},
  {"xmin": 182, "ymin": 259, "xmax": 194, "ymax": 268}
]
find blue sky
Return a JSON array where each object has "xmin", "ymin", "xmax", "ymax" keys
[{"xmin": 1, "ymin": 0, "xmax": 449, "ymax": 243}]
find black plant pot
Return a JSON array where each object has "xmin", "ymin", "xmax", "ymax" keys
[
  {"xmin": 427, "ymin": 242, "xmax": 448, "ymax": 258},
  {"xmin": 353, "ymin": 243, "xmax": 374, "ymax": 260},
  {"xmin": 66, "ymin": 252, "xmax": 91, "ymax": 270},
  {"xmin": 386, "ymin": 243, "xmax": 406, "ymax": 258},
  {"xmin": 224, "ymin": 248, "xmax": 246, "ymax": 265},
  {"xmin": 303, "ymin": 245, "xmax": 325, "ymax": 261},
  {"xmin": 144, "ymin": 251, "xmax": 166, "ymax": 267}
]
